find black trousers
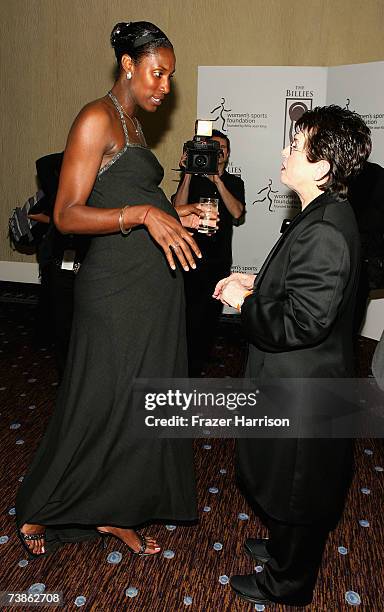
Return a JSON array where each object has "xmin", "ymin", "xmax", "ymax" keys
[
  {"xmin": 183, "ymin": 262, "xmax": 230, "ymax": 376},
  {"xmin": 257, "ymin": 516, "xmax": 331, "ymax": 606}
]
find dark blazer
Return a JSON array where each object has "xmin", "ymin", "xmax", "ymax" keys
[{"xmin": 237, "ymin": 192, "xmax": 360, "ymax": 525}]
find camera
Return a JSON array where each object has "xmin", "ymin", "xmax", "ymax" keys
[{"xmin": 183, "ymin": 120, "xmax": 221, "ymax": 174}]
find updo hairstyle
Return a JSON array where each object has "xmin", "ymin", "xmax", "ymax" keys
[{"xmin": 110, "ymin": 21, "xmax": 173, "ymax": 67}]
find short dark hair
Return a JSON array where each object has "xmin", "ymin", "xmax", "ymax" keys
[
  {"xmin": 110, "ymin": 21, "xmax": 173, "ymax": 68},
  {"xmin": 211, "ymin": 129, "xmax": 230, "ymax": 155},
  {"xmin": 296, "ymin": 105, "xmax": 372, "ymax": 197}
]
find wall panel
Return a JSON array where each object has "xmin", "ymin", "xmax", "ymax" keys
[{"xmin": 1, "ymin": 0, "xmax": 383, "ymax": 265}]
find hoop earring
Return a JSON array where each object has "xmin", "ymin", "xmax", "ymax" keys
[{"xmin": 126, "ymin": 71, "xmax": 132, "ymax": 80}]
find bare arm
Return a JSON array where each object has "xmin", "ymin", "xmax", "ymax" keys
[
  {"xmin": 53, "ymin": 104, "xmax": 145, "ymax": 234},
  {"xmin": 210, "ymin": 175, "xmax": 244, "ymax": 219},
  {"xmin": 53, "ymin": 103, "xmax": 201, "ymax": 270},
  {"xmin": 28, "ymin": 213, "xmax": 50, "ymax": 224},
  {"xmin": 173, "ymin": 172, "xmax": 192, "ymax": 207}
]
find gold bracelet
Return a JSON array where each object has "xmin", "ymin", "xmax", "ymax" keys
[{"xmin": 119, "ymin": 205, "xmax": 131, "ymax": 235}]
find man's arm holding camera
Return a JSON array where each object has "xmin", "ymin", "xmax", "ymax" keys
[
  {"xmin": 171, "ymin": 153, "xmax": 202, "ymax": 228},
  {"xmin": 173, "ymin": 173, "xmax": 192, "ymax": 207},
  {"xmin": 173, "ymin": 151, "xmax": 193, "ymax": 207},
  {"xmin": 207, "ymin": 173, "xmax": 244, "ymax": 219},
  {"xmin": 173, "ymin": 153, "xmax": 244, "ymax": 220}
]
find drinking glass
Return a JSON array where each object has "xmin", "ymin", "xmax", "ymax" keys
[{"xmin": 198, "ymin": 197, "xmax": 219, "ymax": 235}]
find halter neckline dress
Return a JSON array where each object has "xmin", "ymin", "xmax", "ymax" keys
[{"xmin": 16, "ymin": 92, "xmax": 197, "ymax": 546}]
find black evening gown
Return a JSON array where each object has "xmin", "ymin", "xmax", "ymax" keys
[{"xmin": 16, "ymin": 92, "xmax": 197, "ymax": 548}]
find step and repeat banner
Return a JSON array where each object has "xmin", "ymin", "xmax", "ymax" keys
[
  {"xmin": 197, "ymin": 61, "xmax": 384, "ymax": 274},
  {"xmin": 197, "ymin": 61, "xmax": 384, "ymax": 336},
  {"xmin": 327, "ymin": 61, "xmax": 384, "ymax": 165}
]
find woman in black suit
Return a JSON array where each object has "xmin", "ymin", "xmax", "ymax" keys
[{"xmin": 214, "ymin": 105, "xmax": 371, "ymax": 607}]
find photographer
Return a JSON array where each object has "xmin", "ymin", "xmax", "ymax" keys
[{"xmin": 173, "ymin": 130, "xmax": 245, "ymax": 376}]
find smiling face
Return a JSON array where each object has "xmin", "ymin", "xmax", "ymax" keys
[{"xmin": 127, "ymin": 47, "xmax": 176, "ymax": 112}]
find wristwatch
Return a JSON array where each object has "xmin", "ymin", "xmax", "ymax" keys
[{"xmin": 236, "ymin": 290, "xmax": 253, "ymax": 312}]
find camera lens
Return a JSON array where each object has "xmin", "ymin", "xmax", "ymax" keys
[{"xmin": 195, "ymin": 155, "xmax": 208, "ymax": 167}]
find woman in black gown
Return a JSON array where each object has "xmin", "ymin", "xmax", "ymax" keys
[{"xmin": 16, "ymin": 21, "xmax": 201, "ymax": 557}]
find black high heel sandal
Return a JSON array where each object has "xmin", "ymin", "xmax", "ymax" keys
[
  {"xmin": 97, "ymin": 529, "xmax": 159, "ymax": 556},
  {"xmin": 18, "ymin": 529, "xmax": 47, "ymax": 559}
]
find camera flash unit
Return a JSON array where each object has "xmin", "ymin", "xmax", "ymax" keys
[{"xmin": 195, "ymin": 120, "xmax": 213, "ymax": 137}]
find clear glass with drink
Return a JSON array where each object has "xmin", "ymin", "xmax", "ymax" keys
[{"xmin": 198, "ymin": 197, "xmax": 219, "ymax": 235}]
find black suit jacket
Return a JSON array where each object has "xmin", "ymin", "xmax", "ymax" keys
[{"xmin": 237, "ymin": 192, "xmax": 359, "ymax": 524}]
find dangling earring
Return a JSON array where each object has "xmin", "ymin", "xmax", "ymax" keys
[{"xmin": 126, "ymin": 71, "xmax": 132, "ymax": 80}]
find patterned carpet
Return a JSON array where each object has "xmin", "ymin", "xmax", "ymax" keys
[{"xmin": 0, "ymin": 284, "xmax": 383, "ymax": 611}]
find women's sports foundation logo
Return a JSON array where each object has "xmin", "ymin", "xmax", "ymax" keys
[
  {"xmin": 252, "ymin": 179, "xmax": 300, "ymax": 213},
  {"xmin": 209, "ymin": 97, "xmax": 268, "ymax": 131},
  {"xmin": 210, "ymin": 98, "xmax": 231, "ymax": 131},
  {"xmin": 252, "ymin": 179, "xmax": 278, "ymax": 211}
]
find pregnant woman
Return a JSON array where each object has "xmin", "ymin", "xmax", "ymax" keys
[{"xmin": 16, "ymin": 21, "xmax": 200, "ymax": 558}]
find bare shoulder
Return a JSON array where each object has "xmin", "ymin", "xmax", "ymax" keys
[
  {"xmin": 65, "ymin": 96, "xmax": 116, "ymax": 150},
  {"xmin": 73, "ymin": 96, "xmax": 114, "ymax": 129}
]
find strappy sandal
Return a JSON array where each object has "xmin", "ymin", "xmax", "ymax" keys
[
  {"xmin": 18, "ymin": 529, "xmax": 47, "ymax": 559},
  {"xmin": 97, "ymin": 528, "xmax": 160, "ymax": 556}
]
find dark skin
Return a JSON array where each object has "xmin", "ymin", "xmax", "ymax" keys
[
  {"xmin": 21, "ymin": 46, "xmax": 201, "ymax": 556},
  {"xmin": 53, "ymin": 46, "xmax": 201, "ymax": 270}
]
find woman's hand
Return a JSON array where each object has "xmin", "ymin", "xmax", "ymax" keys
[
  {"xmin": 175, "ymin": 204, "xmax": 202, "ymax": 229},
  {"xmin": 216, "ymin": 278, "xmax": 252, "ymax": 310},
  {"xmin": 213, "ymin": 273, "xmax": 255, "ymax": 300},
  {"xmin": 220, "ymin": 279, "xmax": 250, "ymax": 309},
  {"xmin": 143, "ymin": 207, "xmax": 202, "ymax": 271}
]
